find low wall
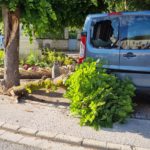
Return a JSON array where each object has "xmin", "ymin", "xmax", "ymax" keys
[
  {"xmin": 37, "ymin": 39, "xmax": 69, "ymax": 50},
  {"xmin": 19, "ymin": 36, "xmax": 40, "ymax": 58},
  {"xmin": 20, "ymin": 37, "xmax": 80, "ymax": 57}
]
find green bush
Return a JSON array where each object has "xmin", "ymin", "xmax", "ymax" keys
[
  {"xmin": 44, "ymin": 49, "xmax": 74, "ymax": 66},
  {"xmin": 20, "ymin": 49, "xmax": 74, "ymax": 68},
  {"xmin": 64, "ymin": 58, "xmax": 135, "ymax": 130},
  {"xmin": 0, "ymin": 50, "xmax": 4, "ymax": 67},
  {"xmin": 26, "ymin": 51, "xmax": 39, "ymax": 66}
]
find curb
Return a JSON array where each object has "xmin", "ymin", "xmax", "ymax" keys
[{"xmin": 0, "ymin": 121, "xmax": 149, "ymax": 150}]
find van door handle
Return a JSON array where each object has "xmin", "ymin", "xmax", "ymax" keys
[{"xmin": 123, "ymin": 52, "xmax": 136, "ymax": 58}]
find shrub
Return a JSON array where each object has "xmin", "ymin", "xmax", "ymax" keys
[
  {"xmin": 0, "ymin": 50, "xmax": 4, "ymax": 67},
  {"xmin": 26, "ymin": 51, "xmax": 39, "ymax": 66},
  {"xmin": 64, "ymin": 58, "xmax": 135, "ymax": 130},
  {"xmin": 21, "ymin": 49, "xmax": 75, "ymax": 68},
  {"xmin": 44, "ymin": 49, "xmax": 74, "ymax": 66}
]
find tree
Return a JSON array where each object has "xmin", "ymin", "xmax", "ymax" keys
[
  {"xmin": 104, "ymin": 0, "xmax": 150, "ymax": 12},
  {"xmin": 38, "ymin": 0, "xmax": 106, "ymax": 38},
  {"xmin": 0, "ymin": 0, "xmax": 56, "ymax": 91},
  {"xmin": 0, "ymin": 0, "xmax": 102, "ymax": 91}
]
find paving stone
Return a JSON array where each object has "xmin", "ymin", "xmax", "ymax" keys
[
  {"xmin": 107, "ymin": 142, "xmax": 122, "ymax": 150},
  {"xmin": 18, "ymin": 127, "xmax": 38, "ymax": 136},
  {"xmin": 135, "ymin": 147, "xmax": 149, "ymax": 150},
  {"xmin": 18, "ymin": 136, "xmax": 41, "ymax": 147},
  {"xmin": 2, "ymin": 123, "xmax": 20, "ymax": 132},
  {"xmin": 121, "ymin": 145, "xmax": 132, "ymax": 150},
  {"xmin": 0, "ymin": 121, "xmax": 5, "ymax": 127},
  {"xmin": 0, "ymin": 129, "xmax": 6, "ymax": 135},
  {"xmin": 58, "ymin": 105, "xmax": 66, "ymax": 109},
  {"xmin": 19, "ymin": 136, "xmax": 51, "ymax": 149},
  {"xmin": 48, "ymin": 104, "xmax": 55, "ymax": 107},
  {"xmin": 82, "ymin": 139, "xmax": 106, "ymax": 149},
  {"xmin": 55, "ymin": 134, "xmax": 82, "ymax": 145},
  {"xmin": 36, "ymin": 131, "xmax": 56, "ymax": 139},
  {"xmin": 0, "ymin": 131, "xmax": 24, "ymax": 143},
  {"xmin": 35, "ymin": 139, "xmax": 52, "ymax": 149}
]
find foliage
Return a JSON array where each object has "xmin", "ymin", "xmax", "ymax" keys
[
  {"xmin": 0, "ymin": 0, "xmax": 57, "ymax": 38},
  {"xmin": 38, "ymin": 28, "xmax": 64, "ymax": 39},
  {"xmin": 64, "ymin": 58, "xmax": 135, "ymax": 130},
  {"xmin": 48, "ymin": 0, "xmax": 101, "ymax": 27},
  {"xmin": 0, "ymin": 22, "xmax": 4, "ymax": 34},
  {"xmin": 104, "ymin": 0, "xmax": 150, "ymax": 12},
  {"xmin": 42, "ymin": 49, "xmax": 74, "ymax": 66},
  {"xmin": 20, "ymin": 49, "xmax": 74, "ymax": 68},
  {"xmin": 0, "ymin": 50, "xmax": 4, "ymax": 66},
  {"xmin": 0, "ymin": 0, "xmax": 103, "ymax": 38},
  {"xmin": 25, "ymin": 51, "xmax": 39, "ymax": 66}
]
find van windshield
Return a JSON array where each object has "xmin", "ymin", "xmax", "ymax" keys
[{"xmin": 121, "ymin": 16, "xmax": 150, "ymax": 50}]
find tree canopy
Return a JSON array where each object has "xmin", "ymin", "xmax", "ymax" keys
[
  {"xmin": 0, "ymin": 0, "xmax": 104, "ymax": 37},
  {"xmin": 104, "ymin": 0, "xmax": 150, "ymax": 12},
  {"xmin": 0, "ymin": 0, "xmax": 150, "ymax": 37},
  {"xmin": 0, "ymin": 0, "xmax": 56, "ymax": 37}
]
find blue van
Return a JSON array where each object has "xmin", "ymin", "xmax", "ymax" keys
[{"xmin": 79, "ymin": 11, "xmax": 150, "ymax": 90}]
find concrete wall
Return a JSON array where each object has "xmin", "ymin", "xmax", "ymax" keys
[
  {"xmin": 19, "ymin": 28, "xmax": 81, "ymax": 57},
  {"xmin": 20, "ymin": 38, "xmax": 80, "ymax": 57},
  {"xmin": 37, "ymin": 39, "xmax": 69, "ymax": 50},
  {"xmin": 37, "ymin": 39, "xmax": 80, "ymax": 51},
  {"xmin": 19, "ymin": 36, "xmax": 41, "ymax": 58}
]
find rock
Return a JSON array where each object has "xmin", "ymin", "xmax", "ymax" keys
[
  {"xmin": 52, "ymin": 63, "xmax": 61, "ymax": 79},
  {"xmin": 53, "ymin": 74, "xmax": 65, "ymax": 86},
  {"xmin": 27, "ymin": 67, "xmax": 32, "ymax": 71},
  {"xmin": 59, "ymin": 66, "xmax": 69, "ymax": 75}
]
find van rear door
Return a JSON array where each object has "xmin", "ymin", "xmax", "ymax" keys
[
  {"xmin": 119, "ymin": 15, "xmax": 150, "ymax": 88},
  {"xmin": 86, "ymin": 16, "xmax": 120, "ymax": 70}
]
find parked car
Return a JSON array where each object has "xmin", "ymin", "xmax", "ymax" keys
[{"xmin": 79, "ymin": 11, "xmax": 150, "ymax": 91}]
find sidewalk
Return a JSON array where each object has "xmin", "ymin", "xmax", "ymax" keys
[{"xmin": 0, "ymin": 94, "xmax": 150, "ymax": 150}]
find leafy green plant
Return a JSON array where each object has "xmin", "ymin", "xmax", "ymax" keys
[
  {"xmin": 26, "ymin": 51, "xmax": 39, "ymax": 66},
  {"xmin": 0, "ymin": 50, "xmax": 4, "ymax": 67},
  {"xmin": 44, "ymin": 49, "xmax": 74, "ymax": 66},
  {"xmin": 64, "ymin": 58, "xmax": 135, "ymax": 130},
  {"xmin": 21, "ymin": 49, "xmax": 74, "ymax": 68}
]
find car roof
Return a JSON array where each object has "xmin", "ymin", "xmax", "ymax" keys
[{"xmin": 87, "ymin": 11, "xmax": 150, "ymax": 19}]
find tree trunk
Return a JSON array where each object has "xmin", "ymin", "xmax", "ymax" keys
[{"xmin": 2, "ymin": 6, "xmax": 20, "ymax": 91}]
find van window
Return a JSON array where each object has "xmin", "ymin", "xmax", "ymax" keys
[
  {"xmin": 91, "ymin": 18, "xmax": 119, "ymax": 49},
  {"xmin": 121, "ymin": 16, "xmax": 150, "ymax": 50}
]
